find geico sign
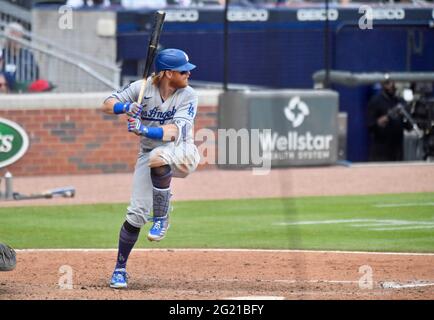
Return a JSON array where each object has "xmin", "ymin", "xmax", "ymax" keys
[
  {"xmin": 297, "ymin": 9, "xmax": 339, "ymax": 21},
  {"xmin": 227, "ymin": 9, "xmax": 269, "ymax": 22},
  {"xmin": 371, "ymin": 8, "xmax": 405, "ymax": 20},
  {"xmin": 165, "ymin": 10, "xmax": 199, "ymax": 22}
]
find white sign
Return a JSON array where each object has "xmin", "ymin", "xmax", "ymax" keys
[
  {"xmin": 165, "ymin": 10, "xmax": 199, "ymax": 22},
  {"xmin": 297, "ymin": 9, "xmax": 339, "ymax": 21},
  {"xmin": 228, "ymin": 9, "xmax": 269, "ymax": 22}
]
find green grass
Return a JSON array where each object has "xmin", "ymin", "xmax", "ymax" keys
[{"xmin": 0, "ymin": 193, "xmax": 433, "ymax": 252}]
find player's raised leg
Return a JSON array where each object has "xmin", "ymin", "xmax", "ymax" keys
[{"xmin": 147, "ymin": 164, "xmax": 172, "ymax": 241}]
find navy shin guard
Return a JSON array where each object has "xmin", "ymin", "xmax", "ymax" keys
[{"xmin": 151, "ymin": 165, "xmax": 172, "ymax": 218}]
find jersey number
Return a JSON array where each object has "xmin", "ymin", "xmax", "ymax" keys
[{"xmin": 187, "ymin": 103, "xmax": 195, "ymax": 117}]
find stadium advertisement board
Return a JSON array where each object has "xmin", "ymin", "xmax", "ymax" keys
[
  {"xmin": 218, "ymin": 90, "xmax": 338, "ymax": 168},
  {"xmin": 0, "ymin": 118, "xmax": 29, "ymax": 168}
]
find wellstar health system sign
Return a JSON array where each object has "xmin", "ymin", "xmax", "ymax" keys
[
  {"xmin": 0, "ymin": 118, "xmax": 30, "ymax": 168},
  {"xmin": 253, "ymin": 93, "xmax": 338, "ymax": 166},
  {"xmin": 218, "ymin": 90, "xmax": 338, "ymax": 167}
]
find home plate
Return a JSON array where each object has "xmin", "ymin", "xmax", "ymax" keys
[{"xmin": 224, "ymin": 296, "xmax": 285, "ymax": 300}]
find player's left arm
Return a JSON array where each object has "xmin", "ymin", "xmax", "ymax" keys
[{"xmin": 127, "ymin": 119, "xmax": 178, "ymax": 142}]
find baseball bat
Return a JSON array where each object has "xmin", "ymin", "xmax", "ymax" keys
[
  {"xmin": 12, "ymin": 186, "xmax": 75, "ymax": 201},
  {"xmin": 137, "ymin": 10, "xmax": 166, "ymax": 104}
]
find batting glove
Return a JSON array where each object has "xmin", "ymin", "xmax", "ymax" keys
[
  {"xmin": 125, "ymin": 102, "xmax": 143, "ymax": 118},
  {"xmin": 127, "ymin": 118, "xmax": 148, "ymax": 136}
]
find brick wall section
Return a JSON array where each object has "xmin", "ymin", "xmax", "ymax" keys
[{"xmin": 0, "ymin": 105, "xmax": 218, "ymax": 176}]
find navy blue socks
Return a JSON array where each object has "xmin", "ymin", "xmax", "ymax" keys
[{"xmin": 115, "ymin": 221, "xmax": 140, "ymax": 269}]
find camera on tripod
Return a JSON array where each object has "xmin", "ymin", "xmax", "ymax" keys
[{"xmin": 400, "ymin": 82, "xmax": 434, "ymax": 160}]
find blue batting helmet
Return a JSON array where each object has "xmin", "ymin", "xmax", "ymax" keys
[{"xmin": 155, "ymin": 49, "xmax": 196, "ymax": 73}]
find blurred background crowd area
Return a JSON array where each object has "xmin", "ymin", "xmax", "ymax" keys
[
  {"xmin": 1, "ymin": 0, "xmax": 433, "ymax": 95},
  {"xmin": 2, "ymin": 0, "xmax": 434, "ymax": 10}
]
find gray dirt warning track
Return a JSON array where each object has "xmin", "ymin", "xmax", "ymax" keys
[{"xmin": 2, "ymin": 162, "xmax": 434, "ymax": 207}]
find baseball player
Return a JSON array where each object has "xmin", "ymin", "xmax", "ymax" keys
[{"xmin": 101, "ymin": 48, "xmax": 200, "ymax": 289}]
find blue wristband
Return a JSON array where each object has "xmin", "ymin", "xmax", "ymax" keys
[
  {"xmin": 143, "ymin": 126, "xmax": 164, "ymax": 140},
  {"xmin": 113, "ymin": 102, "xmax": 130, "ymax": 114}
]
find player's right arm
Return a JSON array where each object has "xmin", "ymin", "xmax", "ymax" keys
[
  {"xmin": 101, "ymin": 80, "xmax": 144, "ymax": 116},
  {"xmin": 101, "ymin": 97, "xmax": 121, "ymax": 114},
  {"xmin": 101, "ymin": 97, "xmax": 143, "ymax": 117}
]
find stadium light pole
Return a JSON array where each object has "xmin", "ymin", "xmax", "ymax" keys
[
  {"xmin": 223, "ymin": 0, "xmax": 230, "ymax": 91},
  {"xmin": 324, "ymin": 0, "xmax": 331, "ymax": 89}
]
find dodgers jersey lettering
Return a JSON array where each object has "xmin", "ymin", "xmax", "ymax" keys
[{"xmin": 108, "ymin": 77, "xmax": 198, "ymax": 149}]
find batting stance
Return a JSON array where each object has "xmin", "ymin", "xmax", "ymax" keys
[{"xmin": 101, "ymin": 49, "xmax": 200, "ymax": 289}]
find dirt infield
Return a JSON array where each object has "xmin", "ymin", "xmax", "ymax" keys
[
  {"xmin": 1, "ymin": 249, "xmax": 433, "ymax": 300},
  {"xmin": 1, "ymin": 163, "xmax": 434, "ymax": 299}
]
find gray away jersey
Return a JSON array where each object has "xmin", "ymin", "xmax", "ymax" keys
[{"xmin": 108, "ymin": 77, "xmax": 198, "ymax": 150}]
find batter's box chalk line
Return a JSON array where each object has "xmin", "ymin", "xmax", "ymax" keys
[
  {"xmin": 380, "ymin": 281, "xmax": 434, "ymax": 289},
  {"xmin": 223, "ymin": 296, "xmax": 285, "ymax": 300}
]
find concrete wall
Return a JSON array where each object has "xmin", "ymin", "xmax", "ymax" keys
[{"xmin": 0, "ymin": 90, "xmax": 219, "ymax": 176}]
